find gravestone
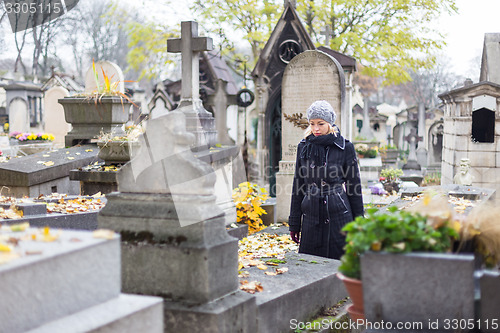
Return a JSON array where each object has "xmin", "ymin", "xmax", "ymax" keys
[
  {"xmin": 0, "ymin": 227, "xmax": 163, "ymax": 332},
  {"xmin": 167, "ymin": 21, "xmax": 217, "ymax": 150},
  {"xmin": 44, "ymin": 86, "xmax": 71, "ymax": 147},
  {"xmin": 362, "ymin": 252, "xmax": 475, "ymax": 329},
  {"xmin": 8, "ymin": 97, "xmax": 29, "ymax": 133},
  {"xmin": 98, "ymin": 110, "xmax": 256, "ymax": 332},
  {"xmin": 276, "ymin": 50, "xmax": 345, "ymax": 221},
  {"xmin": 479, "ymin": 270, "xmax": 500, "ymax": 333},
  {"xmin": 84, "ymin": 60, "xmax": 125, "ymax": 94}
]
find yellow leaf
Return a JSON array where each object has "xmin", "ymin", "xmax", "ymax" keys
[
  {"xmin": 42, "ymin": 161, "xmax": 55, "ymax": 166},
  {"xmin": 0, "ymin": 243, "xmax": 12, "ymax": 252},
  {"xmin": 92, "ymin": 229, "xmax": 116, "ymax": 240},
  {"xmin": 67, "ymin": 157, "xmax": 75, "ymax": 160},
  {"xmin": 257, "ymin": 264, "xmax": 268, "ymax": 270},
  {"xmin": 10, "ymin": 222, "xmax": 29, "ymax": 232}
]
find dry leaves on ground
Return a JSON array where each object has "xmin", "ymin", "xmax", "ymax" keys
[
  {"xmin": 46, "ymin": 197, "xmax": 105, "ymax": 214},
  {"xmin": 239, "ymin": 280, "xmax": 264, "ymax": 294}
]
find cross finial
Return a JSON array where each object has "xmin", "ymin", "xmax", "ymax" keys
[
  {"xmin": 167, "ymin": 21, "xmax": 213, "ymax": 107},
  {"xmin": 404, "ymin": 128, "xmax": 423, "ymax": 144},
  {"xmin": 320, "ymin": 25, "xmax": 334, "ymax": 45}
]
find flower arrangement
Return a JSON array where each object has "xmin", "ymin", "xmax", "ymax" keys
[
  {"xmin": 77, "ymin": 59, "xmax": 135, "ymax": 107},
  {"xmin": 9, "ymin": 132, "xmax": 55, "ymax": 142},
  {"xmin": 232, "ymin": 182, "xmax": 269, "ymax": 235},
  {"xmin": 355, "ymin": 143, "xmax": 377, "ymax": 158}
]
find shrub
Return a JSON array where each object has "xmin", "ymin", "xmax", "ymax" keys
[{"xmin": 232, "ymin": 182, "xmax": 268, "ymax": 234}]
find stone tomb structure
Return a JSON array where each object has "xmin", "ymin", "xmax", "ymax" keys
[
  {"xmin": 0, "ymin": 227, "xmax": 162, "ymax": 332},
  {"xmin": 438, "ymin": 81, "xmax": 500, "ymax": 193},
  {"xmin": 98, "ymin": 111, "xmax": 256, "ymax": 332},
  {"xmin": 0, "ymin": 145, "xmax": 98, "ymax": 197},
  {"xmin": 43, "ymin": 86, "xmax": 71, "ymax": 148},
  {"xmin": 251, "ymin": 2, "xmax": 356, "ymax": 192},
  {"xmin": 276, "ymin": 50, "xmax": 345, "ymax": 221}
]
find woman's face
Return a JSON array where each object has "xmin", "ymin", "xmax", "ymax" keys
[{"xmin": 309, "ymin": 119, "xmax": 330, "ymax": 136}]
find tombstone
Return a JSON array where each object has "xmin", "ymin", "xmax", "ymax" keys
[
  {"xmin": 275, "ymin": 50, "xmax": 345, "ymax": 222},
  {"xmin": 167, "ymin": 21, "xmax": 217, "ymax": 150},
  {"xmin": 8, "ymin": 97, "xmax": 29, "ymax": 133},
  {"xmin": 44, "ymin": 86, "xmax": 71, "ymax": 147},
  {"xmin": 84, "ymin": 60, "xmax": 125, "ymax": 94},
  {"xmin": 0, "ymin": 227, "xmax": 163, "ymax": 332},
  {"xmin": 402, "ymin": 128, "xmax": 422, "ymax": 170},
  {"xmin": 98, "ymin": 110, "xmax": 256, "ymax": 332},
  {"xmin": 362, "ymin": 252, "xmax": 475, "ymax": 329}
]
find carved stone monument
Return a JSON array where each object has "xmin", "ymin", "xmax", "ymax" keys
[
  {"xmin": 276, "ymin": 50, "xmax": 345, "ymax": 222},
  {"xmin": 98, "ymin": 111, "xmax": 255, "ymax": 332},
  {"xmin": 167, "ymin": 21, "xmax": 217, "ymax": 150}
]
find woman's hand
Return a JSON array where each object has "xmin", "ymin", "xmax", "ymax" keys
[{"xmin": 290, "ymin": 231, "xmax": 300, "ymax": 244}]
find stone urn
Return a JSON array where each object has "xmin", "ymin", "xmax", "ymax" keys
[
  {"xmin": 59, "ymin": 96, "xmax": 131, "ymax": 147},
  {"xmin": 97, "ymin": 140, "xmax": 140, "ymax": 165}
]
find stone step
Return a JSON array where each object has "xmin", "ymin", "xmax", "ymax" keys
[
  {"xmin": 27, "ymin": 294, "xmax": 164, "ymax": 333},
  {"xmin": 0, "ymin": 228, "xmax": 120, "ymax": 333},
  {"xmin": 242, "ymin": 251, "xmax": 347, "ymax": 333}
]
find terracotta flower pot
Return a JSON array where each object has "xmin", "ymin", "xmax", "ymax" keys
[{"xmin": 337, "ymin": 272, "xmax": 365, "ymax": 320}]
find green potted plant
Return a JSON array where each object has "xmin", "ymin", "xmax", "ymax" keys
[
  {"xmin": 379, "ymin": 167, "xmax": 403, "ymax": 193},
  {"xmin": 337, "ymin": 205, "xmax": 460, "ymax": 320},
  {"xmin": 354, "ymin": 143, "xmax": 369, "ymax": 159}
]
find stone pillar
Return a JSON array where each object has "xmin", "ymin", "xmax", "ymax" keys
[{"xmin": 416, "ymin": 102, "xmax": 428, "ymax": 167}]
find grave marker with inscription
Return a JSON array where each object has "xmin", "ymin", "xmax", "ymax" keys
[{"xmin": 276, "ymin": 50, "xmax": 345, "ymax": 221}]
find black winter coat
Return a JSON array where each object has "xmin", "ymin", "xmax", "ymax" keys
[{"xmin": 288, "ymin": 133, "xmax": 364, "ymax": 259}]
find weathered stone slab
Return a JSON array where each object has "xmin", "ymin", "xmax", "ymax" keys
[
  {"xmin": 251, "ymin": 251, "xmax": 347, "ymax": 333},
  {"xmin": 0, "ymin": 145, "xmax": 99, "ymax": 197},
  {"xmin": 361, "ymin": 252, "xmax": 475, "ymax": 329},
  {"xmin": 0, "ymin": 228, "xmax": 120, "ymax": 333},
  {"xmin": 479, "ymin": 270, "xmax": 500, "ymax": 333},
  {"xmin": 1, "ymin": 211, "xmax": 99, "ymax": 230},
  {"xmin": 28, "ymin": 294, "xmax": 163, "ymax": 333}
]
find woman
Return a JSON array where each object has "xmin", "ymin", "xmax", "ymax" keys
[{"xmin": 288, "ymin": 100, "xmax": 364, "ymax": 259}]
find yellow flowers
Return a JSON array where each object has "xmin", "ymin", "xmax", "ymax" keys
[{"xmin": 232, "ymin": 182, "xmax": 269, "ymax": 234}]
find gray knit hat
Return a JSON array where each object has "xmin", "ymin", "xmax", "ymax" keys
[{"xmin": 306, "ymin": 100, "xmax": 337, "ymax": 125}]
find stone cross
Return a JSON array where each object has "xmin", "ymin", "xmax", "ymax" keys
[
  {"xmin": 403, "ymin": 128, "xmax": 423, "ymax": 170},
  {"xmin": 167, "ymin": 21, "xmax": 213, "ymax": 108},
  {"xmin": 320, "ymin": 25, "xmax": 334, "ymax": 45}
]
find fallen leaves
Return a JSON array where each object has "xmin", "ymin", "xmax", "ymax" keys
[
  {"xmin": 238, "ymin": 232, "xmax": 298, "ymax": 294},
  {"xmin": 239, "ymin": 280, "xmax": 263, "ymax": 294},
  {"xmin": 46, "ymin": 197, "xmax": 105, "ymax": 214},
  {"xmin": 36, "ymin": 161, "xmax": 55, "ymax": 167},
  {"xmin": 0, "ymin": 206, "xmax": 23, "ymax": 220}
]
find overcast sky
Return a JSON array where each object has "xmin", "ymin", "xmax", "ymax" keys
[
  {"xmin": 2, "ymin": 0, "xmax": 499, "ymax": 81},
  {"xmin": 439, "ymin": 0, "xmax": 500, "ymax": 80}
]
